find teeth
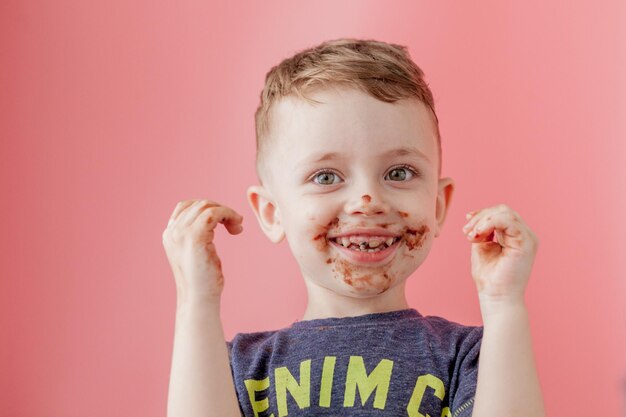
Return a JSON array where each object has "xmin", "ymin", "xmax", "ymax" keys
[
  {"xmin": 357, "ymin": 243, "xmax": 385, "ymax": 252},
  {"xmin": 332, "ymin": 235, "xmax": 399, "ymax": 249},
  {"xmin": 349, "ymin": 236, "xmax": 365, "ymax": 244},
  {"xmin": 347, "ymin": 235, "xmax": 390, "ymax": 245},
  {"xmin": 368, "ymin": 239, "xmax": 383, "ymax": 248}
]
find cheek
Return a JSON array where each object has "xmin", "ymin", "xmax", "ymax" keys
[
  {"xmin": 397, "ymin": 210, "xmax": 432, "ymax": 251},
  {"xmin": 402, "ymin": 224, "xmax": 430, "ymax": 251},
  {"xmin": 309, "ymin": 216, "xmax": 339, "ymax": 251}
]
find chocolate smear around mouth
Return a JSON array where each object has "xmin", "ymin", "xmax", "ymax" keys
[
  {"xmin": 331, "ymin": 255, "xmax": 396, "ymax": 294},
  {"xmin": 311, "ymin": 217, "xmax": 406, "ymax": 295},
  {"xmin": 403, "ymin": 224, "xmax": 430, "ymax": 250},
  {"xmin": 378, "ymin": 273, "xmax": 392, "ymax": 294},
  {"xmin": 312, "ymin": 217, "xmax": 339, "ymax": 251}
]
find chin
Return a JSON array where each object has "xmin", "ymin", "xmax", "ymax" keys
[
  {"xmin": 334, "ymin": 271, "xmax": 395, "ymax": 296},
  {"xmin": 342, "ymin": 287, "xmax": 393, "ymax": 298}
]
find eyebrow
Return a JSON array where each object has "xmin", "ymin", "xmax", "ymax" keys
[{"xmin": 303, "ymin": 146, "xmax": 431, "ymax": 164}]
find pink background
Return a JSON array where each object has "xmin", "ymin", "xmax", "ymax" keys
[{"xmin": 2, "ymin": 1, "xmax": 625, "ymax": 416}]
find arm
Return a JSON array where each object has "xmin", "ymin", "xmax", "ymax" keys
[
  {"xmin": 167, "ymin": 298, "xmax": 241, "ymax": 417},
  {"xmin": 472, "ymin": 297, "xmax": 545, "ymax": 417},
  {"xmin": 462, "ymin": 204, "xmax": 545, "ymax": 417},
  {"xmin": 162, "ymin": 199, "xmax": 245, "ymax": 417}
]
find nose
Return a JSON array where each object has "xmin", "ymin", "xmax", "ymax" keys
[{"xmin": 344, "ymin": 192, "xmax": 391, "ymax": 217}]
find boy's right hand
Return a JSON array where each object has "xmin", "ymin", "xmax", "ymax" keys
[{"xmin": 162, "ymin": 199, "xmax": 243, "ymax": 304}]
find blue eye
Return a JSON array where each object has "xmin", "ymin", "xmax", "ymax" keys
[
  {"xmin": 312, "ymin": 170, "xmax": 341, "ymax": 185},
  {"xmin": 385, "ymin": 165, "xmax": 420, "ymax": 181},
  {"xmin": 310, "ymin": 165, "xmax": 420, "ymax": 186}
]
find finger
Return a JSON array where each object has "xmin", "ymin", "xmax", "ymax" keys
[
  {"xmin": 462, "ymin": 216, "xmax": 479, "ymax": 233},
  {"xmin": 212, "ymin": 209, "xmax": 244, "ymax": 235},
  {"xmin": 195, "ymin": 205, "xmax": 244, "ymax": 234},
  {"xmin": 179, "ymin": 200, "xmax": 221, "ymax": 227},
  {"xmin": 198, "ymin": 207, "xmax": 243, "ymax": 235},
  {"xmin": 462, "ymin": 205, "xmax": 510, "ymax": 234},
  {"xmin": 462, "ymin": 208, "xmax": 488, "ymax": 233},
  {"xmin": 224, "ymin": 220, "xmax": 244, "ymax": 235},
  {"xmin": 467, "ymin": 211, "xmax": 523, "ymax": 244},
  {"xmin": 168, "ymin": 200, "xmax": 196, "ymax": 226}
]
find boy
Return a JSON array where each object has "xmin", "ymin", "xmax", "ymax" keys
[{"xmin": 163, "ymin": 38, "xmax": 545, "ymax": 417}]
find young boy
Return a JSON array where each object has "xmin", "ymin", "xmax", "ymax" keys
[{"xmin": 162, "ymin": 38, "xmax": 545, "ymax": 417}]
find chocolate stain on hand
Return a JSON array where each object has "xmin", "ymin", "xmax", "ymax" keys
[{"xmin": 206, "ymin": 251, "xmax": 224, "ymax": 288}]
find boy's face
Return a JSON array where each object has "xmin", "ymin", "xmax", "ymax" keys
[{"xmin": 248, "ymin": 86, "xmax": 454, "ymax": 298}]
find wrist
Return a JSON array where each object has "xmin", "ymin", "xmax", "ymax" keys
[
  {"xmin": 478, "ymin": 293, "xmax": 527, "ymax": 321},
  {"xmin": 177, "ymin": 285, "xmax": 222, "ymax": 308},
  {"xmin": 176, "ymin": 294, "xmax": 221, "ymax": 316}
]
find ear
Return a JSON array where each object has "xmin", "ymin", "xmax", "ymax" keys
[
  {"xmin": 246, "ymin": 185, "xmax": 285, "ymax": 243},
  {"xmin": 434, "ymin": 177, "xmax": 455, "ymax": 238}
]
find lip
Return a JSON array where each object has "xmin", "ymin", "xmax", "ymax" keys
[
  {"xmin": 328, "ymin": 228, "xmax": 401, "ymax": 239},
  {"xmin": 329, "ymin": 236, "xmax": 402, "ymax": 266}
]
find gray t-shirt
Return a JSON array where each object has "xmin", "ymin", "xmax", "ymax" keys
[{"xmin": 226, "ymin": 308, "xmax": 483, "ymax": 417}]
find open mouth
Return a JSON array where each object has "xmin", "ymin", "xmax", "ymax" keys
[
  {"xmin": 327, "ymin": 235, "xmax": 402, "ymax": 265},
  {"xmin": 328, "ymin": 236, "xmax": 401, "ymax": 252}
]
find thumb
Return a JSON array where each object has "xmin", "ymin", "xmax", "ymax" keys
[{"xmin": 223, "ymin": 217, "xmax": 244, "ymax": 235}]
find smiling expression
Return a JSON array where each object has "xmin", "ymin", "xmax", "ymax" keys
[{"xmin": 254, "ymin": 86, "xmax": 453, "ymax": 297}]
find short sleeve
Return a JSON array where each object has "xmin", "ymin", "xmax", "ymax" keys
[
  {"xmin": 225, "ymin": 339, "xmax": 233, "ymax": 358},
  {"xmin": 450, "ymin": 326, "xmax": 483, "ymax": 417}
]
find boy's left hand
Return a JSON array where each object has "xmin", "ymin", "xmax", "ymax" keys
[{"xmin": 462, "ymin": 204, "xmax": 539, "ymax": 303}]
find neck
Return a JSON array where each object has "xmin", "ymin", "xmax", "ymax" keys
[{"xmin": 301, "ymin": 279, "xmax": 411, "ymax": 320}]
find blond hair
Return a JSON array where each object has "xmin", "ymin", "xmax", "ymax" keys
[{"xmin": 254, "ymin": 37, "xmax": 442, "ymax": 184}]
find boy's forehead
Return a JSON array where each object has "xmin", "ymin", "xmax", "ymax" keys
[{"xmin": 268, "ymin": 88, "xmax": 438, "ymax": 167}]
